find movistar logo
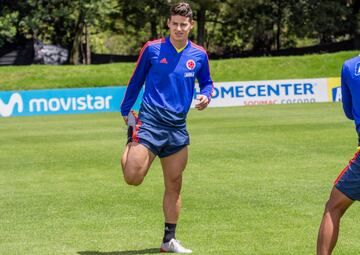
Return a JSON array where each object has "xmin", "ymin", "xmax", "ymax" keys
[{"xmin": 0, "ymin": 93, "xmax": 23, "ymax": 117}]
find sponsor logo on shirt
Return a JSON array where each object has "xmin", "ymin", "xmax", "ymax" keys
[
  {"xmin": 184, "ymin": 72, "xmax": 195, "ymax": 77},
  {"xmin": 356, "ymin": 62, "xmax": 360, "ymax": 76},
  {"xmin": 186, "ymin": 59, "xmax": 196, "ymax": 70},
  {"xmin": 160, "ymin": 57, "xmax": 168, "ymax": 64}
]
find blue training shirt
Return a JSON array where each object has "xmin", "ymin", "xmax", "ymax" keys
[
  {"xmin": 120, "ymin": 37, "xmax": 213, "ymax": 124},
  {"xmin": 341, "ymin": 55, "xmax": 360, "ymax": 135}
]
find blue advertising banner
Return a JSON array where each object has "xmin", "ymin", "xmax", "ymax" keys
[
  {"xmin": 0, "ymin": 86, "xmax": 142, "ymax": 118},
  {"xmin": 1, "ymin": 77, "xmax": 341, "ymax": 118}
]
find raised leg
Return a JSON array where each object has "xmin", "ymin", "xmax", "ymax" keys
[{"xmin": 121, "ymin": 142, "xmax": 155, "ymax": 186}]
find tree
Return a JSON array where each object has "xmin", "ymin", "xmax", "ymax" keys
[
  {"xmin": 67, "ymin": 0, "xmax": 117, "ymax": 64},
  {"xmin": 190, "ymin": 0, "xmax": 221, "ymax": 46},
  {"xmin": 349, "ymin": 0, "xmax": 360, "ymax": 39},
  {"xmin": 208, "ymin": 0, "xmax": 278, "ymax": 54},
  {"xmin": 289, "ymin": 0, "xmax": 352, "ymax": 44},
  {"xmin": 0, "ymin": 8, "xmax": 19, "ymax": 47},
  {"xmin": 1, "ymin": 0, "xmax": 358, "ymax": 62},
  {"xmin": 0, "ymin": 0, "xmax": 35, "ymax": 47},
  {"xmin": 119, "ymin": 0, "xmax": 170, "ymax": 40},
  {"xmin": 0, "ymin": 0, "xmax": 117, "ymax": 64}
]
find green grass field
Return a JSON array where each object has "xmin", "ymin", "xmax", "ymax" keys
[
  {"xmin": 0, "ymin": 50, "xmax": 358, "ymax": 91},
  {"xmin": 1, "ymin": 103, "xmax": 360, "ymax": 254}
]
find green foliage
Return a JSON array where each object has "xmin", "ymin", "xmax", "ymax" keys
[
  {"xmin": 0, "ymin": 10, "xmax": 19, "ymax": 47},
  {"xmin": 310, "ymin": 0, "xmax": 352, "ymax": 43},
  {"xmin": 90, "ymin": 32, "xmax": 145, "ymax": 55},
  {"xmin": 0, "ymin": 0, "xmax": 359, "ymax": 59},
  {"xmin": 0, "ymin": 0, "xmax": 118, "ymax": 63}
]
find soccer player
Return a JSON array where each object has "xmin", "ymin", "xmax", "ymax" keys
[
  {"xmin": 120, "ymin": 2, "xmax": 213, "ymax": 254},
  {"xmin": 317, "ymin": 54, "xmax": 360, "ymax": 255}
]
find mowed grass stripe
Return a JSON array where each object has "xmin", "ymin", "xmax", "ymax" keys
[
  {"xmin": 0, "ymin": 51, "xmax": 358, "ymax": 91},
  {"xmin": 1, "ymin": 103, "xmax": 360, "ymax": 254}
]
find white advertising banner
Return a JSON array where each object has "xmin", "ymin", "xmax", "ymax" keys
[
  {"xmin": 193, "ymin": 78, "xmax": 329, "ymax": 108},
  {"xmin": 0, "ymin": 77, "xmax": 340, "ymax": 117}
]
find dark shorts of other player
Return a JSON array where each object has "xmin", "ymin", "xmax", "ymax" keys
[
  {"xmin": 133, "ymin": 121, "xmax": 189, "ymax": 158},
  {"xmin": 334, "ymin": 147, "xmax": 360, "ymax": 201}
]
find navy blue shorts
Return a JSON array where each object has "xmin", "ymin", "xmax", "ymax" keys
[
  {"xmin": 132, "ymin": 121, "xmax": 189, "ymax": 158},
  {"xmin": 335, "ymin": 149, "xmax": 360, "ymax": 201}
]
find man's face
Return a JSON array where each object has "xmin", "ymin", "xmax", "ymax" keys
[{"xmin": 167, "ymin": 15, "xmax": 194, "ymax": 44}]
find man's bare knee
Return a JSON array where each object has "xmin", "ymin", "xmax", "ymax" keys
[
  {"xmin": 120, "ymin": 158, "xmax": 126, "ymax": 171},
  {"xmin": 121, "ymin": 143, "xmax": 154, "ymax": 182},
  {"xmin": 124, "ymin": 172, "xmax": 144, "ymax": 186},
  {"xmin": 165, "ymin": 175, "xmax": 182, "ymax": 194}
]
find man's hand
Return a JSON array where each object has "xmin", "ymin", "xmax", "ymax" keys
[
  {"xmin": 122, "ymin": 116, "xmax": 128, "ymax": 125},
  {"xmin": 195, "ymin": 94, "xmax": 209, "ymax": 110}
]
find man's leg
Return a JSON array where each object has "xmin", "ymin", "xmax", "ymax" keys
[
  {"xmin": 159, "ymin": 146, "xmax": 192, "ymax": 253},
  {"xmin": 317, "ymin": 187, "xmax": 353, "ymax": 255},
  {"xmin": 161, "ymin": 146, "xmax": 188, "ymax": 224},
  {"xmin": 161, "ymin": 146, "xmax": 187, "ymax": 242},
  {"xmin": 121, "ymin": 142, "xmax": 155, "ymax": 186}
]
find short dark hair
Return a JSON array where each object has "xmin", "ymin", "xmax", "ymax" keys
[{"xmin": 170, "ymin": 2, "xmax": 193, "ymax": 21}]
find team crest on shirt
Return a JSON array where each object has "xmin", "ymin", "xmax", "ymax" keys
[
  {"xmin": 186, "ymin": 59, "xmax": 196, "ymax": 70},
  {"xmin": 356, "ymin": 62, "xmax": 360, "ymax": 76}
]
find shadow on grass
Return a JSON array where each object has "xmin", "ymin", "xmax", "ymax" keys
[{"xmin": 77, "ymin": 248, "xmax": 160, "ymax": 255}]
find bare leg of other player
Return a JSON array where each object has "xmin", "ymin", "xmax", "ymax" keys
[{"xmin": 317, "ymin": 187, "xmax": 353, "ymax": 255}]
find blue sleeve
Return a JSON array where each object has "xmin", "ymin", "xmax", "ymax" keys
[
  {"xmin": 120, "ymin": 44, "xmax": 150, "ymax": 116},
  {"xmin": 341, "ymin": 63, "xmax": 354, "ymax": 120},
  {"xmin": 196, "ymin": 53, "xmax": 214, "ymax": 101}
]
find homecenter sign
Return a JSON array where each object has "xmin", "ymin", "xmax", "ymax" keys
[
  {"xmin": 0, "ymin": 78, "xmax": 341, "ymax": 118},
  {"xmin": 194, "ymin": 78, "xmax": 335, "ymax": 108}
]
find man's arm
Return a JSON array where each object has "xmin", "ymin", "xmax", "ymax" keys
[
  {"xmin": 195, "ymin": 53, "xmax": 213, "ymax": 110},
  {"xmin": 341, "ymin": 63, "xmax": 354, "ymax": 120},
  {"xmin": 120, "ymin": 43, "xmax": 151, "ymax": 119}
]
